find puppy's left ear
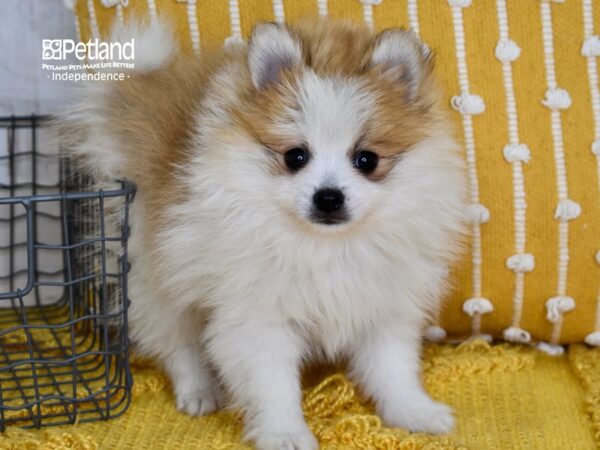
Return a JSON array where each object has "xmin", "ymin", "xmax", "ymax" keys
[
  {"xmin": 248, "ymin": 22, "xmax": 303, "ymax": 90},
  {"xmin": 370, "ymin": 29, "xmax": 433, "ymax": 101}
]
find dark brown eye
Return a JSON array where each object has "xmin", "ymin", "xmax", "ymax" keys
[
  {"xmin": 353, "ymin": 150, "xmax": 379, "ymax": 174},
  {"xmin": 284, "ymin": 147, "xmax": 310, "ymax": 172}
]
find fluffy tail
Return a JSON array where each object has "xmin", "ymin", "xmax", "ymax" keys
[{"xmin": 59, "ymin": 21, "xmax": 181, "ymax": 182}]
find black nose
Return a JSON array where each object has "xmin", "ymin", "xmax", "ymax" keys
[{"xmin": 313, "ymin": 188, "xmax": 345, "ymax": 214}]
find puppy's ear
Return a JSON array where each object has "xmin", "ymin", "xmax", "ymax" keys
[
  {"xmin": 248, "ymin": 22, "xmax": 303, "ymax": 90},
  {"xmin": 370, "ymin": 29, "xmax": 433, "ymax": 101}
]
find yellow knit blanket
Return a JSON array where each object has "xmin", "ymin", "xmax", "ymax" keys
[{"xmin": 0, "ymin": 341, "xmax": 598, "ymax": 449}]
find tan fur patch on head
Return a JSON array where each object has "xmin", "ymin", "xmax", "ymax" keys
[
  {"xmin": 234, "ymin": 71, "xmax": 302, "ymax": 156},
  {"xmin": 236, "ymin": 19, "xmax": 442, "ymax": 181},
  {"xmin": 358, "ymin": 72, "xmax": 441, "ymax": 180},
  {"xmin": 292, "ymin": 19, "xmax": 373, "ymax": 76}
]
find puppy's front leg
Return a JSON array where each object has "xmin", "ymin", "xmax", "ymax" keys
[
  {"xmin": 206, "ymin": 311, "xmax": 317, "ymax": 450},
  {"xmin": 349, "ymin": 323, "xmax": 454, "ymax": 435}
]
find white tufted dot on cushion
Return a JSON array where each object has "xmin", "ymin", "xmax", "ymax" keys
[
  {"xmin": 101, "ymin": 0, "xmax": 129, "ymax": 6},
  {"xmin": 542, "ymin": 88, "xmax": 572, "ymax": 110},
  {"xmin": 503, "ymin": 326, "xmax": 531, "ymax": 343},
  {"xmin": 584, "ymin": 331, "xmax": 600, "ymax": 346},
  {"xmin": 495, "ymin": 39, "xmax": 521, "ymax": 62},
  {"xmin": 545, "ymin": 296, "xmax": 576, "ymax": 323},
  {"xmin": 463, "ymin": 297, "xmax": 494, "ymax": 316},
  {"xmin": 466, "ymin": 203, "xmax": 490, "ymax": 224},
  {"xmin": 424, "ymin": 325, "xmax": 447, "ymax": 342},
  {"xmin": 554, "ymin": 199, "xmax": 581, "ymax": 221},
  {"xmin": 503, "ymin": 144, "xmax": 531, "ymax": 163},
  {"xmin": 582, "ymin": 35, "xmax": 600, "ymax": 57},
  {"xmin": 451, "ymin": 93, "xmax": 486, "ymax": 115},
  {"xmin": 448, "ymin": 0, "xmax": 472, "ymax": 7},
  {"xmin": 506, "ymin": 253, "xmax": 535, "ymax": 273},
  {"xmin": 537, "ymin": 342, "xmax": 565, "ymax": 356}
]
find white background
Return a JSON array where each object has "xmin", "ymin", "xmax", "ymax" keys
[
  {"xmin": 0, "ymin": 1, "xmax": 78, "ymax": 303},
  {"xmin": 0, "ymin": 0, "xmax": 77, "ymax": 115}
]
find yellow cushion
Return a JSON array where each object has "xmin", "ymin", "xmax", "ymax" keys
[{"xmin": 71, "ymin": 0, "xmax": 600, "ymax": 347}]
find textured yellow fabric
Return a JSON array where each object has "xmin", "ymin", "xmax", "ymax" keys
[
  {"xmin": 0, "ymin": 340, "xmax": 598, "ymax": 449},
  {"xmin": 70, "ymin": 0, "xmax": 600, "ymax": 345}
]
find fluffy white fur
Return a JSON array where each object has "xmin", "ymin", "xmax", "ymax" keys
[{"xmin": 66, "ymin": 21, "xmax": 467, "ymax": 450}]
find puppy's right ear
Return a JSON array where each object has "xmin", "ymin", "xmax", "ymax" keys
[{"xmin": 248, "ymin": 23, "xmax": 303, "ymax": 90}]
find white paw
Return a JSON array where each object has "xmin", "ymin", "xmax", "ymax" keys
[
  {"xmin": 167, "ymin": 346, "xmax": 221, "ymax": 416},
  {"xmin": 251, "ymin": 427, "xmax": 318, "ymax": 450},
  {"xmin": 175, "ymin": 385, "xmax": 220, "ymax": 416},
  {"xmin": 380, "ymin": 397, "xmax": 454, "ymax": 435}
]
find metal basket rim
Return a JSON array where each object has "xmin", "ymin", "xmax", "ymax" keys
[{"xmin": 0, "ymin": 114, "xmax": 137, "ymax": 203}]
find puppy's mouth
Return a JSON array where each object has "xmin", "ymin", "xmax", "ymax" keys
[{"xmin": 309, "ymin": 209, "xmax": 350, "ymax": 226}]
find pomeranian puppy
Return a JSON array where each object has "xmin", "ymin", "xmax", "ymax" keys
[{"xmin": 66, "ymin": 18, "xmax": 466, "ymax": 450}]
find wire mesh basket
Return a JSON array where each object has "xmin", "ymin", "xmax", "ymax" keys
[{"xmin": 0, "ymin": 115, "xmax": 135, "ymax": 429}]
